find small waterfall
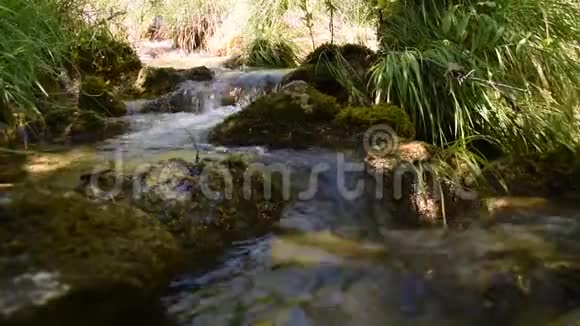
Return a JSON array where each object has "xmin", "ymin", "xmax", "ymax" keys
[{"xmin": 100, "ymin": 69, "xmax": 291, "ymax": 158}]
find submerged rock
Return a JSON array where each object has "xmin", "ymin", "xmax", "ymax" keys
[
  {"xmin": 79, "ymin": 156, "xmax": 286, "ymax": 255},
  {"xmin": 0, "ymin": 189, "xmax": 182, "ymax": 325},
  {"xmin": 78, "ymin": 76, "xmax": 127, "ymax": 117},
  {"xmin": 134, "ymin": 66, "xmax": 214, "ymax": 96}
]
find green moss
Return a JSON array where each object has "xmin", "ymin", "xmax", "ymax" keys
[
  {"xmin": 0, "ymin": 190, "xmax": 182, "ymax": 290},
  {"xmin": 78, "ymin": 76, "xmax": 127, "ymax": 117},
  {"xmin": 40, "ymin": 106, "xmax": 127, "ymax": 143},
  {"xmin": 209, "ymin": 82, "xmax": 340, "ymax": 148},
  {"xmin": 334, "ymin": 104, "xmax": 415, "ymax": 139}
]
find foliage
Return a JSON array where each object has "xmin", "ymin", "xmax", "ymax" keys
[
  {"xmin": 70, "ymin": 25, "xmax": 142, "ymax": 81},
  {"xmin": 289, "ymin": 43, "xmax": 375, "ymax": 104},
  {"xmin": 299, "ymin": 0, "xmax": 317, "ymax": 50},
  {"xmin": 0, "ymin": 0, "xmax": 80, "ymax": 125},
  {"xmin": 158, "ymin": 0, "xmax": 234, "ymax": 52},
  {"xmin": 0, "ymin": 0, "xmax": 140, "ymax": 135},
  {"xmin": 371, "ymin": 0, "xmax": 580, "ymax": 159}
]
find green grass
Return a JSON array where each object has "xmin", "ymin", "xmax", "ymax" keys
[
  {"xmin": 371, "ymin": 0, "xmax": 580, "ymax": 158},
  {"xmin": 0, "ymin": 0, "xmax": 81, "ymax": 125},
  {"xmin": 245, "ymin": 36, "xmax": 299, "ymax": 68}
]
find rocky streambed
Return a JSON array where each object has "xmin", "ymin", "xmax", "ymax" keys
[{"xmin": 1, "ymin": 66, "xmax": 580, "ymax": 326}]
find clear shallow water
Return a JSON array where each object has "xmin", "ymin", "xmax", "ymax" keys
[{"xmin": 95, "ymin": 70, "xmax": 580, "ymax": 325}]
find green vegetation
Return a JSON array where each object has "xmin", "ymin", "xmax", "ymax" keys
[
  {"xmin": 0, "ymin": 0, "xmax": 78, "ymax": 125},
  {"xmin": 0, "ymin": 0, "xmax": 142, "ymax": 145},
  {"xmin": 0, "ymin": 189, "xmax": 182, "ymax": 289},
  {"xmin": 283, "ymin": 43, "xmax": 375, "ymax": 104},
  {"xmin": 70, "ymin": 26, "xmax": 142, "ymax": 81},
  {"xmin": 245, "ymin": 37, "xmax": 299, "ymax": 68},
  {"xmin": 371, "ymin": 0, "xmax": 580, "ymax": 159},
  {"xmin": 78, "ymin": 76, "xmax": 127, "ymax": 117}
]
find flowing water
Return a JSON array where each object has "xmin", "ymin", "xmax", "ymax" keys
[{"xmin": 93, "ymin": 69, "xmax": 580, "ymax": 325}]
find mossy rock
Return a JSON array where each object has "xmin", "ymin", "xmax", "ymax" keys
[
  {"xmin": 0, "ymin": 190, "xmax": 182, "ymax": 324},
  {"xmin": 486, "ymin": 148, "xmax": 580, "ymax": 198},
  {"xmin": 134, "ymin": 66, "xmax": 214, "ymax": 96},
  {"xmin": 78, "ymin": 76, "xmax": 127, "ymax": 117},
  {"xmin": 334, "ymin": 104, "xmax": 415, "ymax": 140},
  {"xmin": 282, "ymin": 43, "xmax": 376, "ymax": 103},
  {"xmin": 209, "ymin": 81, "xmax": 340, "ymax": 148},
  {"xmin": 79, "ymin": 156, "xmax": 286, "ymax": 257},
  {"xmin": 41, "ymin": 108, "xmax": 127, "ymax": 144},
  {"xmin": 69, "ymin": 27, "xmax": 142, "ymax": 82}
]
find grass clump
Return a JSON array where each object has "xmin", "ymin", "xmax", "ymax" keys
[
  {"xmin": 371, "ymin": 0, "xmax": 580, "ymax": 158},
  {"xmin": 0, "ymin": 0, "xmax": 79, "ymax": 126},
  {"xmin": 245, "ymin": 36, "xmax": 299, "ymax": 68}
]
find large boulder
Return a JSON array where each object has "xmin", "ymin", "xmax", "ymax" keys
[
  {"xmin": 134, "ymin": 66, "xmax": 214, "ymax": 96},
  {"xmin": 281, "ymin": 43, "xmax": 376, "ymax": 103},
  {"xmin": 79, "ymin": 156, "xmax": 286, "ymax": 255},
  {"xmin": 78, "ymin": 76, "xmax": 127, "ymax": 117},
  {"xmin": 366, "ymin": 141, "xmax": 480, "ymax": 227},
  {"xmin": 0, "ymin": 189, "xmax": 182, "ymax": 325}
]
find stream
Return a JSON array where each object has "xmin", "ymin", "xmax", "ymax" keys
[{"xmin": 91, "ymin": 69, "xmax": 580, "ymax": 325}]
